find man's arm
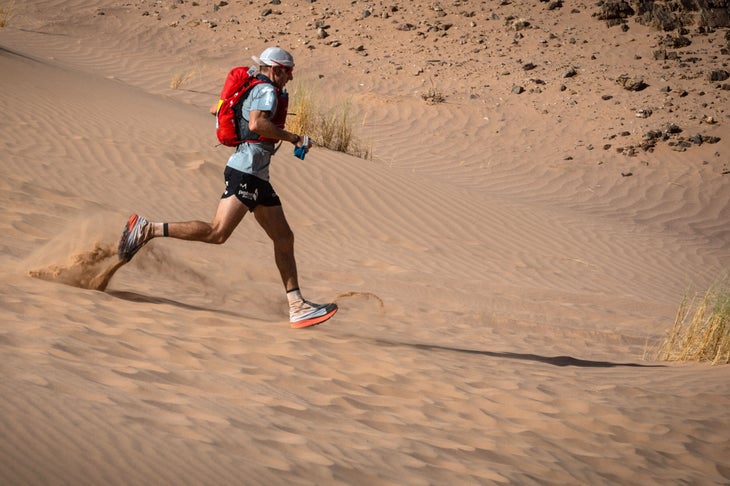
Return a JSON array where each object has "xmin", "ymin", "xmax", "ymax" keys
[{"xmin": 248, "ymin": 110, "xmax": 302, "ymax": 145}]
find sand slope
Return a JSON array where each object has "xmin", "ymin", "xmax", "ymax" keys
[{"xmin": 1, "ymin": 1, "xmax": 729, "ymax": 484}]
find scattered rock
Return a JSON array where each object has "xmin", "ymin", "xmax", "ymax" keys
[
  {"xmin": 594, "ymin": 1, "xmax": 724, "ymax": 55},
  {"xmin": 597, "ymin": 0, "xmax": 634, "ymax": 28},
  {"xmin": 708, "ymin": 70, "xmax": 730, "ymax": 82},
  {"xmin": 616, "ymin": 74, "xmax": 647, "ymax": 91},
  {"xmin": 563, "ymin": 67, "xmax": 577, "ymax": 78},
  {"xmin": 547, "ymin": 1, "xmax": 563, "ymax": 11},
  {"xmin": 603, "ymin": 0, "xmax": 730, "ymax": 30},
  {"xmin": 665, "ymin": 123, "xmax": 682, "ymax": 134},
  {"xmin": 508, "ymin": 18, "xmax": 531, "ymax": 31},
  {"xmin": 623, "ymin": 119, "xmax": 721, "ymax": 155},
  {"xmin": 662, "ymin": 34, "xmax": 692, "ymax": 48}
]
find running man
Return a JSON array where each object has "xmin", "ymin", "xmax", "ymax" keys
[{"xmin": 117, "ymin": 47, "xmax": 337, "ymax": 328}]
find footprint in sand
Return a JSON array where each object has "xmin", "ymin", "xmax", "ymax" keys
[{"xmin": 334, "ymin": 291, "xmax": 385, "ymax": 316}]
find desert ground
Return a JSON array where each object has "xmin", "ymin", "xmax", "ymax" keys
[{"xmin": 1, "ymin": 0, "xmax": 729, "ymax": 484}]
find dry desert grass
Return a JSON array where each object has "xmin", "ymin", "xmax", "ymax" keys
[
  {"xmin": 0, "ymin": 1, "xmax": 14, "ymax": 28},
  {"xmin": 658, "ymin": 276, "xmax": 730, "ymax": 365},
  {"xmin": 169, "ymin": 67, "xmax": 199, "ymax": 90},
  {"xmin": 288, "ymin": 82, "xmax": 371, "ymax": 160}
]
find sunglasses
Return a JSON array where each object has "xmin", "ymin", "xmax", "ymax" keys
[{"xmin": 271, "ymin": 60, "xmax": 294, "ymax": 75}]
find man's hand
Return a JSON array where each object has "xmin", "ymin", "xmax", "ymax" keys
[
  {"xmin": 294, "ymin": 135, "xmax": 312, "ymax": 160},
  {"xmin": 293, "ymin": 136, "xmax": 311, "ymax": 160}
]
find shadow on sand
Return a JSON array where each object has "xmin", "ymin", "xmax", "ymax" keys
[
  {"xmin": 107, "ymin": 290, "xmax": 241, "ymax": 318},
  {"xmin": 102, "ymin": 294, "xmax": 663, "ymax": 368},
  {"xmin": 372, "ymin": 339, "xmax": 663, "ymax": 368}
]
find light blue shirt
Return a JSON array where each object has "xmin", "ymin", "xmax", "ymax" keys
[{"xmin": 226, "ymin": 82, "xmax": 279, "ymax": 180}]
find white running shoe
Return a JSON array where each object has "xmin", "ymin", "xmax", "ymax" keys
[
  {"xmin": 289, "ymin": 299, "xmax": 338, "ymax": 329},
  {"xmin": 118, "ymin": 214, "xmax": 152, "ymax": 262}
]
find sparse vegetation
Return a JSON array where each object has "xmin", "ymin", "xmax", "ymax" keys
[
  {"xmin": 288, "ymin": 82, "xmax": 371, "ymax": 160},
  {"xmin": 421, "ymin": 87, "xmax": 445, "ymax": 104},
  {"xmin": 657, "ymin": 276, "xmax": 730, "ymax": 365},
  {"xmin": 421, "ymin": 79, "xmax": 445, "ymax": 104},
  {"xmin": 0, "ymin": 1, "xmax": 15, "ymax": 28},
  {"xmin": 170, "ymin": 67, "xmax": 198, "ymax": 90}
]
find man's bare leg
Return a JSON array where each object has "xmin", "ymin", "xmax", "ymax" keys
[
  {"xmin": 99, "ymin": 196, "xmax": 248, "ymax": 291},
  {"xmin": 250, "ymin": 205, "xmax": 339, "ymax": 329},
  {"xmin": 167, "ymin": 195, "xmax": 248, "ymax": 244},
  {"xmin": 253, "ymin": 204, "xmax": 299, "ymax": 291},
  {"xmin": 252, "ymin": 204, "xmax": 336, "ymax": 328}
]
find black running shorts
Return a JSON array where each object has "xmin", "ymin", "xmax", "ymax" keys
[{"xmin": 222, "ymin": 166, "xmax": 282, "ymax": 211}]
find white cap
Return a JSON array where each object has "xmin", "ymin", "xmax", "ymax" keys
[{"xmin": 252, "ymin": 47, "xmax": 294, "ymax": 68}]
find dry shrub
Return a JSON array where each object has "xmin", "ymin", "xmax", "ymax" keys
[
  {"xmin": 421, "ymin": 86, "xmax": 446, "ymax": 104},
  {"xmin": 0, "ymin": 1, "xmax": 15, "ymax": 28},
  {"xmin": 657, "ymin": 276, "xmax": 730, "ymax": 365},
  {"xmin": 170, "ymin": 68, "xmax": 198, "ymax": 90},
  {"xmin": 288, "ymin": 83, "xmax": 314, "ymax": 139},
  {"xmin": 288, "ymin": 82, "xmax": 371, "ymax": 160},
  {"xmin": 421, "ymin": 78, "xmax": 446, "ymax": 104}
]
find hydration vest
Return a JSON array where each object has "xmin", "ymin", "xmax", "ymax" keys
[{"xmin": 215, "ymin": 67, "xmax": 289, "ymax": 146}]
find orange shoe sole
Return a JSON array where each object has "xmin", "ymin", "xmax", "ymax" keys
[{"xmin": 290, "ymin": 304, "xmax": 338, "ymax": 329}]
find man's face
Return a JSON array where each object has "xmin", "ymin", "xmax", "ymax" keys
[{"xmin": 272, "ymin": 65, "xmax": 293, "ymax": 88}]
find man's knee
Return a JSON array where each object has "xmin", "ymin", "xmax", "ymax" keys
[
  {"xmin": 208, "ymin": 226, "xmax": 233, "ymax": 244},
  {"xmin": 209, "ymin": 233, "xmax": 228, "ymax": 244},
  {"xmin": 273, "ymin": 228, "xmax": 294, "ymax": 248}
]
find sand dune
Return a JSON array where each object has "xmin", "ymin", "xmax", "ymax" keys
[{"xmin": 1, "ymin": 1, "xmax": 729, "ymax": 484}]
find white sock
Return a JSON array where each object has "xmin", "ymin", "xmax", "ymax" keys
[
  {"xmin": 151, "ymin": 222, "xmax": 168, "ymax": 237},
  {"xmin": 287, "ymin": 288, "xmax": 303, "ymax": 306}
]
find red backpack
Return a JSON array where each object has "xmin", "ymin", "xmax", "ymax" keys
[{"xmin": 214, "ymin": 66, "xmax": 269, "ymax": 146}]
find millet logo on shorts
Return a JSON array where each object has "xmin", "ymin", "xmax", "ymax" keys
[{"xmin": 238, "ymin": 183, "xmax": 258, "ymax": 201}]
